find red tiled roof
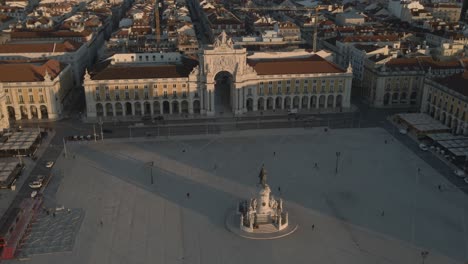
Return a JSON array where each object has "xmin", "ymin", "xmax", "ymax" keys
[
  {"xmin": 434, "ymin": 72, "xmax": 468, "ymax": 97},
  {"xmin": 247, "ymin": 55, "xmax": 346, "ymax": 75},
  {"xmin": 0, "ymin": 40, "xmax": 82, "ymax": 53},
  {"xmin": 9, "ymin": 30, "xmax": 92, "ymax": 40},
  {"xmin": 341, "ymin": 34, "xmax": 400, "ymax": 43},
  {"xmin": 0, "ymin": 60, "xmax": 66, "ymax": 82},
  {"xmin": 91, "ymin": 58, "xmax": 199, "ymax": 80}
]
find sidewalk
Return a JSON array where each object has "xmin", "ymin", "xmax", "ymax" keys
[
  {"xmin": 81, "ymin": 105, "xmax": 358, "ymax": 124},
  {"xmin": 387, "ymin": 115, "xmax": 460, "ymax": 172}
]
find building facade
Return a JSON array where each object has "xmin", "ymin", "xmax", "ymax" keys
[
  {"xmin": 83, "ymin": 32, "xmax": 353, "ymax": 119},
  {"xmin": 421, "ymin": 72, "xmax": 468, "ymax": 134},
  {"xmin": 361, "ymin": 56, "xmax": 465, "ymax": 108},
  {"xmin": 0, "ymin": 60, "xmax": 73, "ymax": 120}
]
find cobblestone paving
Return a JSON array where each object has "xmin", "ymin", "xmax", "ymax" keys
[{"xmin": 17, "ymin": 209, "xmax": 84, "ymax": 257}]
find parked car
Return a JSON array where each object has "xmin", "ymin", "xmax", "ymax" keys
[
  {"xmin": 454, "ymin": 169, "xmax": 466, "ymax": 178},
  {"xmin": 141, "ymin": 115, "xmax": 152, "ymax": 121},
  {"xmin": 45, "ymin": 161, "xmax": 54, "ymax": 168},
  {"xmin": 399, "ymin": 128, "xmax": 408, "ymax": 134},
  {"xmin": 35, "ymin": 175, "xmax": 45, "ymax": 182},
  {"xmin": 86, "ymin": 135, "xmax": 92, "ymax": 140},
  {"xmin": 154, "ymin": 116, "xmax": 164, "ymax": 121},
  {"xmin": 28, "ymin": 181, "xmax": 42, "ymax": 189},
  {"xmin": 419, "ymin": 144, "xmax": 428, "ymax": 151}
]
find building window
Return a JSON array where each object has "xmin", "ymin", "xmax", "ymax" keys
[
  {"xmin": 144, "ymin": 91, "xmax": 149, "ymax": 99},
  {"xmin": 115, "ymin": 86, "xmax": 119, "ymax": 90},
  {"xmin": 259, "ymin": 87, "xmax": 263, "ymax": 94},
  {"xmin": 125, "ymin": 91, "xmax": 129, "ymax": 100},
  {"xmin": 173, "ymin": 91, "xmax": 177, "ymax": 97},
  {"xmin": 286, "ymin": 86, "xmax": 290, "ymax": 93},
  {"xmin": 6, "ymin": 96, "xmax": 10, "ymax": 104},
  {"xmin": 182, "ymin": 84, "xmax": 186, "ymax": 88},
  {"xmin": 134, "ymin": 91, "xmax": 139, "ymax": 100},
  {"xmin": 287, "ymin": 80, "xmax": 291, "ymax": 84},
  {"xmin": 125, "ymin": 86, "xmax": 129, "ymax": 90},
  {"xmin": 163, "ymin": 91, "xmax": 168, "ymax": 98},
  {"xmin": 248, "ymin": 88, "xmax": 252, "ymax": 95},
  {"xmin": 115, "ymin": 93, "xmax": 120, "ymax": 100},
  {"xmin": 19, "ymin": 95, "xmax": 24, "ymax": 103},
  {"xmin": 29, "ymin": 95, "xmax": 34, "ymax": 103},
  {"xmin": 173, "ymin": 84, "xmax": 177, "ymax": 88},
  {"xmin": 182, "ymin": 91, "xmax": 187, "ymax": 98},
  {"xmin": 268, "ymin": 87, "xmax": 272, "ymax": 94},
  {"xmin": 163, "ymin": 84, "xmax": 167, "ymax": 88},
  {"xmin": 28, "ymin": 88, "xmax": 32, "ymax": 93},
  {"xmin": 39, "ymin": 95, "xmax": 44, "ymax": 103},
  {"xmin": 194, "ymin": 92, "xmax": 199, "ymax": 98},
  {"xmin": 277, "ymin": 87, "xmax": 282, "ymax": 94},
  {"xmin": 154, "ymin": 84, "xmax": 157, "ymax": 88}
]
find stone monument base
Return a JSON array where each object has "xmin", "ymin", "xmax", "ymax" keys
[{"xmin": 225, "ymin": 210, "xmax": 298, "ymax": 240}]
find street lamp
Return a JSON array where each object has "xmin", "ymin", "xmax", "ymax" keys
[
  {"xmin": 335, "ymin": 151, "xmax": 341, "ymax": 175},
  {"xmin": 147, "ymin": 161, "xmax": 154, "ymax": 185},
  {"xmin": 421, "ymin": 251, "xmax": 429, "ymax": 264},
  {"xmin": 98, "ymin": 117, "xmax": 104, "ymax": 141}
]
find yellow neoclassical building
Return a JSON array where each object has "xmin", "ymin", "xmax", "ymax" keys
[
  {"xmin": 84, "ymin": 32, "xmax": 353, "ymax": 119},
  {"xmin": 0, "ymin": 60, "xmax": 73, "ymax": 121},
  {"xmin": 422, "ymin": 71, "xmax": 468, "ymax": 134}
]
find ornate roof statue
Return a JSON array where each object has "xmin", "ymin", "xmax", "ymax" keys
[
  {"xmin": 258, "ymin": 164, "xmax": 267, "ymax": 187},
  {"xmin": 214, "ymin": 31, "xmax": 234, "ymax": 49}
]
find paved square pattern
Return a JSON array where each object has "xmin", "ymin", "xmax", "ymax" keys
[
  {"xmin": 11, "ymin": 128, "xmax": 468, "ymax": 264},
  {"xmin": 17, "ymin": 209, "xmax": 85, "ymax": 258}
]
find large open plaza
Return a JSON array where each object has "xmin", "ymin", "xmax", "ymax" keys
[{"xmin": 13, "ymin": 127, "xmax": 468, "ymax": 264}]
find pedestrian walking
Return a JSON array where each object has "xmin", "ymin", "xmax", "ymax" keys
[
  {"xmin": 418, "ymin": 168, "xmax": 421, "ymax": 173},
  {"xmin": 182, "ymin": 149, "xmax": 186, "ymax": 153},
  {"xmin": 384, "ymin": 140, "xmax": 387, "ymax": 144},
  {"xmin": 278, "ymin": 186, "xmax": 281, "ymax": 193},
  {"xmin": 312, "ymin": 224, "xmax": 315, "ymax": 230},
  {"xmin": 438, "ymin": 184, "xmax": 442, "ymax": 191},
  {"xmin": 186, "ymin": 192, "xmax": 190, "ymax": 199},
  {"xmin": 314, "ymin": 163, "xmax": 318, "ymax": 169},
  {"xmin": 100, "ymin": 220, "xmax": 103, "ymax": 226},
  {"xmin": 273, "ymin": 151, "xmax": 276, "ymax": 156},
  {"xmin": 381, "ymin": 210, "xmax": 385, "ymax": 217}
]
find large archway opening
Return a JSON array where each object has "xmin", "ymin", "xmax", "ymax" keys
[{"xmin": 214, "ymin": 71, "xmax": 233, "ymax": 114}]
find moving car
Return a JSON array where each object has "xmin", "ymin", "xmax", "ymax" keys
[
  {"xmin": 28, "ymin": 181, "xmax": 42, "ymax": 189},
  {"xmin": 45, "ymin": 161, "xmax": 54, "ymax": 168},
  {"xmin": 454, "ymin": 169, "xmax": 466, "ymax": 178},
  {"xmin": 419, "ymin": 144, "xmax": 428, "ymax": 151},
  {"xmin": 399, "ymin": 128, "xmax": 408, "ymax": 134}
]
